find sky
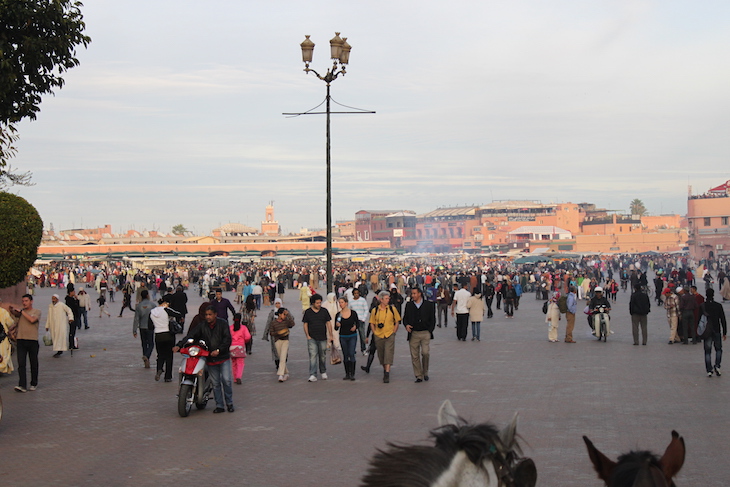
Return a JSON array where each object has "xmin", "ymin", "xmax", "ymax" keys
[{"xmin": 9, "ymin": 0, "xmax": 730, "ymax": 235}]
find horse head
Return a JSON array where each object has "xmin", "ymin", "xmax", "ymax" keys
[
  {"xmin": 583, "ymin": 431, "xmax": 685, "ymax": 487},
  {"xmin": 360, "ymin": 400, "xmax": 537, "ymax": 487}
]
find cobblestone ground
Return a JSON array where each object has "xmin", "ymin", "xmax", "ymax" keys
[{"xmin": 0, "ymin": 284, "xmax": 728, "ymax": 486}]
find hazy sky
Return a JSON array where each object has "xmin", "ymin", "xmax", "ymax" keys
[{"xmin": 10, "ymin": 0, "xmax": 730, "ymax": 235}]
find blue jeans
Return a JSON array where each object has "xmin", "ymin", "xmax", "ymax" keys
[
  {"xmin": 471, "ymin": 321, "xmax": 481, "ymax": 340},
  {"xmin": 139, "ymin": 328, "xmax": 155, "ymax": 359},
  {"xmin": 340, "ymin": 334, "xmax": 357, "ymax": 364},
  {"xmin": 307, "ymin": 339, "xmax": 328, "ymax": 376},
  {"xmin": 357, "ymin": 320, "xmax": 368, "ymax": 352},
  {"xmin": 79, "ymin": 309, "xmax": 88, "ymax": 328},
  {"xmin": 254, "ymin": 294, "xmax": 262, "ymax": 310},
  {"xmin": 207, "ymin": 360, "xmax": 233, "ymax": 408},
  {"xmin": 704, "ymin": 332, "xmax": 723, "ymax": 372}
]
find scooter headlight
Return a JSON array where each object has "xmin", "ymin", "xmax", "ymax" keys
[{"xmin": 188, "ymin": 347, "xmax": 200, "ymax": 357}]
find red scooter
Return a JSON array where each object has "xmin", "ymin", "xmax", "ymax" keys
[{"xmin": 177, "ymin": 339, "xmax": 212, "ymax": 417}]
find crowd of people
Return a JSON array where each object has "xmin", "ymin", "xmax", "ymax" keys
[{"xmin": 2, "ymin": 252, "xmax": 729, "ymax": 408}]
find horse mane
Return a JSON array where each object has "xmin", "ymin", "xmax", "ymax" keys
[{"xmin": 360, "ymin": 421, "xmax": 516, "ymax": 487}]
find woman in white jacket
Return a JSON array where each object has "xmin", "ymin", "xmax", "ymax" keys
[
  {"xmin": 546, "ymin": 292, "xmax": 561, "ymax": 342},
  {"xmin": 466, "ymin": 290, "xmax": 485, "ymax": 341}
]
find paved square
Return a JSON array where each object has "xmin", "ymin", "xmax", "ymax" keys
[{"xmin": 1, "ymin": 285, "xmax": 727, "ymax": 486}]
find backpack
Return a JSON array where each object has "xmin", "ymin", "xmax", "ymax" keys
[
  {"xmin": 557, "ymin": 295, "xmax": 568, "ymax": 314},
  {"xmin": 542, "ymin": 301, "xmax": 549, "ymax": 314}
]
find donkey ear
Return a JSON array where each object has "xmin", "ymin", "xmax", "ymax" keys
[
  {"xmin": 438, "ymin": 400, "xmax": 460, "ymax": 427},
  {"xmin": 660, "ymin": 430, "xmax": 685, "ymax": 480},
  {"xmin": 583, "ymin": 436, "xmax": 617, "ymax": 483},
  {"xmin": 499, "ymin": 412, "xmax": 519, "ymax": 450}
]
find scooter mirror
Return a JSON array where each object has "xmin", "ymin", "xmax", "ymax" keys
[
  {"xmin": 186, "ymin": 338, "xmax": 194, "ymax": 344},
  {"xmin": 199, "ymin": 340, "xmax": 207, "ymax": 348}
]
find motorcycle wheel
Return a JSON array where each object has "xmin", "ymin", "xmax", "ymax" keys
[
  {"xmin": 195, "ymin": 396, "xmax": 208, "ymax": 410},
  {"xmin": 178, "ymin": 384, "xmax": 193, "ymax": 417}
]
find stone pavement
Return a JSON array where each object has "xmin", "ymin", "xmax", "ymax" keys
[{"xmin": 0, "ymin": 284, "xmax": 728, "ymax": 486}]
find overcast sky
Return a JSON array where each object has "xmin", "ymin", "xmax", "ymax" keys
[{"xmin": 11, "ymin": 0, "xmax": 730, "ymax": 235}]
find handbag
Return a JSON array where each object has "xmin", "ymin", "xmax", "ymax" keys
[
  {"xmin": 43, "ymin": 331, "xmax": 53, "ymax": 346},
  {"xmin": 168, "ymin": 318, "xmax": 183, "ymax": 334},
  {"xmin": 229, "ymin": 345, "xmax": 247, "ymax": 358},
  {"xmin": 330, "ymin": 346, "xmax": 342, "ymax": 365}
]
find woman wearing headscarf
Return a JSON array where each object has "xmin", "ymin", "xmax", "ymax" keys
[
  {"xmin": 299, "ymin": 282, "xmax": 312, "ymax": 313},
  {"xmin": 0, "ymin": 300, "xmax": 16, "ymax": 374},
  {"xmin": 324, "ymin": 292, "xmax": 342, "ymax": 353},
  {"xmin": 546, "ymin": 292, "xmax": 561, "ymax": 343}
]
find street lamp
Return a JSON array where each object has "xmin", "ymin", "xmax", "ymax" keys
[{"xmin": 299, "ymin": 32, "xmax": 350, "ymax": 294}]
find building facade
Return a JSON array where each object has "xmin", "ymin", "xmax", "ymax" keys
[{"xmin": 687, "ymin": 182, "xmax": 730, "ymax": 260}]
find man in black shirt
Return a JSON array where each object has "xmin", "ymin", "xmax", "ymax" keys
[
  {"xmin": 403, "ymin": 287, "xmax": 436, "ymax": 383},
  {"xmin": 302, "ymin": 294, "xmax": 333, "ymax": 382},
  {"xmin": 629, "ymin": 284, "xmax": 651, "ymax": 345},
  {"xmin": 702, "ymin": 289, "xmax": 727, "ymax": 377}
]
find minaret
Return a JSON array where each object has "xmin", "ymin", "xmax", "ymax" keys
[{"xmin": 261, "ymin": 201, "xmax": 280, "ymax": 236}]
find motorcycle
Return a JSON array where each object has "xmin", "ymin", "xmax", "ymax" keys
[
  {"xmin": 592, "ymin": 304, "xmax": 610, "ymax": 342},
  {"xmin": 177, "ymin": 339, "xmax": 213, "ymax": 417}
]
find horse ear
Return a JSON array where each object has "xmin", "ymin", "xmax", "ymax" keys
[
  {"xmin": 438, "ymin": 400, "xmax": 460, "ymax": 427},
  {"xmin": 660, "ymin": 430, "xmax": 685, "ymax": 480},
  {"xmin": 583, "ymin": 436, "xmax": 617, "ymax": 483},
  {"xmin": 499, "ymin": 411, "xmax": 519, "ymax": 450}
]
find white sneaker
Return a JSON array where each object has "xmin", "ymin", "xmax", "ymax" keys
[
  {"xmin": 283, "ymin": 374, "xmax": 289, "ymax": 381},
  {"xmin": 308, "ymin": 375, "xmax": 317, "ymax": 382},
  {"xmin": 321, "ymin": 373, "xmax": 328, "ymax": 380},
  {"xmin": 278, "ymin": 375, "xmax": 284, "ymax": 382},
  {"xmin": 28, "ymin": 385, "xmax": 37, "ymax": 391}
]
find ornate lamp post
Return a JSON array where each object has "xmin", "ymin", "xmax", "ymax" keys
[{"xmin": 298, "ymin": 33, "xmax": 351, "ymax": 293}]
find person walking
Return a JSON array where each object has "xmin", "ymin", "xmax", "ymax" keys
[
  {"xmin": 546, "ymin": 293, "xmax": 561, "ymax": 343},
  {"xmin": 118, "ymin": 281, "xmax": 135, "ymax": 317},
  {"xmin": 65, "ymin": 289, "xmax": 80, "ymax": 349},
  {"xmin": 564, "ymin": 286, "xmax": 577, "ymax": 343},
  {"xmin": 229, "ymin": 313, "xmax": 252, "ymax": 385},
  {"xmin": 678, "ymin": 287, "xmax": 696, "ymax": 344},
  {"xmin": 369, "ymin": 291, "xmax": 401, "ymax": 383},
  {"xmin": 132, "ymin": 289, "xmax": 156, "ymax": 368},
  {"xmin": 9, "ymin": 295, "xmax": 42, "ymax": 392},
  {"xmin": 466, "ymin": 289, "xmax": 485, "ymax": 341},
  {"xmin": 334, "ymin": 296, "xmax": 359, "ymax": 380},
  {"xmin": 150, "ymin": 297, "xmax": 176, "ymax": 382},
  {"xmin": 303, "ymin": 294, "xmax": 333, "ymax": 382},
  {"xmin": 97, "ymin": 293, "xmax": 111, "ymax": 317},
  {"xmin": 45, "ymin": 294, "xmax": 73, "ymax": 358},
  {"xmin": 451, "ymin": 282, "xmax": 470, "ymax": 341},
  {"xmin": 263, "ymin": 298, "xmax": 283, "ymax": 369},
  {"xmin": 240, "ymin": 295, "xmax": 257, "ymax": 355},
  {"xmin": 436, "ymin": 285, "xmax": 452, "ymax": 327},
  {"xmin": 663, "ymin": 287, "xmax": 681, "ymax": 344},
  {"xmin": 503, "ymin": 281, "xmax": 516, "ymax": 318},
  {"xmin": 270, "ymin": 307, "xmax": 295, "ymax": 382},
  {"xmin": 629, "ymin": 284, "xmax": 651, "ymax": 346},
  {"xmin": 403, "ymin": 287, "xmax": 435, "ymax": 382},
  {"xmin": 77, "ymin": 289, "xmax": 91, "ymax": 329},
  {"xmin": 348, "ymin": 288, "xmax": 370, "ymax": 355},
  {"xmin": 701, "ymin": 289, "xmax": 727, "ymax": 377},
  {"xmin": 483, "ymin": 281, "xmax": 495, "ymax": 319}
]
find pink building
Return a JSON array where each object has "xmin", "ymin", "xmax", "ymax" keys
[{"xmin": 687, "ymin": 181, "xmax": 730, "ymax": 260}]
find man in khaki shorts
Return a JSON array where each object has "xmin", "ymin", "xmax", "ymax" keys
[{"xmin": 369, "ymin": 291, "xmax": 401, "ymax": 383}]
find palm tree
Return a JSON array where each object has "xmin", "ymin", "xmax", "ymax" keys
[{"xmin": 629, "ymin": 199, "xmax": 647, "ymax": 217}]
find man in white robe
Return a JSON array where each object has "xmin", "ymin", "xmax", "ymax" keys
[{"xmin": 45, "ymin": 294, "xmax": 74, "ymax": 357}]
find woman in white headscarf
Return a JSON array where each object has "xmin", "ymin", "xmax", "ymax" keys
[{"xmin": 324, "ymin": 292, "xmax": 342, "ymax": 351}]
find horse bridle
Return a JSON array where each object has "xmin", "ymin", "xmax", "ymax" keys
[{"xmin": 488, "ymin": 444, "xmax": 535, "ymax": 487}]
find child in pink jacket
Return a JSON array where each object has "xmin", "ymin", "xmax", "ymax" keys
[{"xmin": 230, "ymin": 313, "xmax": 252, "ymax": 384}]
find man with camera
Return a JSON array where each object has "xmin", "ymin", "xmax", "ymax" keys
[{"xmin": 369, "ymin": 291, "xmax": 401, "ymax": 383}]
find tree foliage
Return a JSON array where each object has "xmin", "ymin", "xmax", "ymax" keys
[
  {"xmin": 0, "ymin": 0, "xmax": 91, "ymax": 186},
  {"xmin": 171, "ymin": 224, "xmax": 188, "ymax": 235},
  {"xmin": 629, "ymin": 198, "xmax": 647, "ymax": 217},
  {"xmin": 0, "ymin": 192, "xmax": 44, "ymax": 288}
]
